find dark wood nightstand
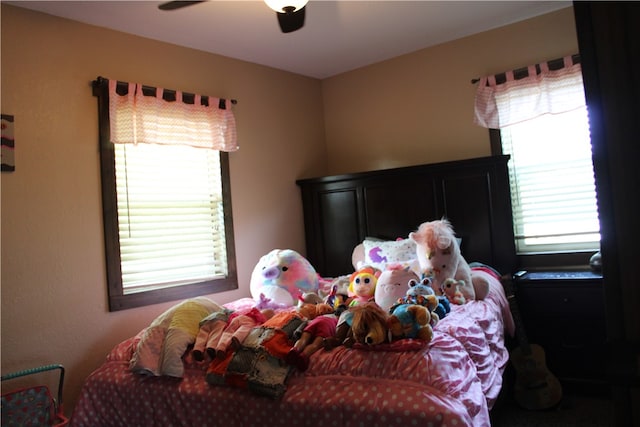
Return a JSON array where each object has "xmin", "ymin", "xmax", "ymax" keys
[{"xmin": 513, "ymin": 271, "xmax": 607, "ymax": 387}]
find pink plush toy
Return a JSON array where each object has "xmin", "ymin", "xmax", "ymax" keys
[
  {"xmin": 250, "ymin": 249, "xmax": 319, "ymax": 307},
  {"xmin": 409, "ymin": 219, "xmax": 489, "ymax": 301},
  {"xmin": 374, "ymin": 263, "xmax": 420, "ymax": 312}
]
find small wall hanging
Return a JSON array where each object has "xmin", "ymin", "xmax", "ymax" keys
[{"xmin": 1, "ymin": 114, "xmax": 15, "ymax": 172}]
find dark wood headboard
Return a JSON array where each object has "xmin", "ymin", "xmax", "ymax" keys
[{"xmin": 296, "ymin": 155, "xmax": 516, "ymax": 277}]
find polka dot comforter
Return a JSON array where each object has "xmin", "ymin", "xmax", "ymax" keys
[{"xmin": 70, "ymin": 271, "xmax": 512, "ymax": 427}]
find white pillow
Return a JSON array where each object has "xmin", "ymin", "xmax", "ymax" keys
[{"xmin": 362, "ymin": 238, "xmax": 417, "ymax": 271}]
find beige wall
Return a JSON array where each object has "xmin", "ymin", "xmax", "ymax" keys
[
  {"xmin": 0, "ymin": 4, "xmax": 326, "ymax": 412},
  {"xmin": 1, "ymin": 3, "xmax": 578, "ymax": 416},
  {"xmin": 322, "ymin": 7, "xmax": 578, "ymax": 175}
]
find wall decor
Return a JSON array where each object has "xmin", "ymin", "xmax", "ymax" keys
[{"xmin": 1, "ymin": 114, "xmax": 15, "ymax": 172}]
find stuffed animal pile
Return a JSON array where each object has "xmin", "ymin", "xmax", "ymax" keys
[
  {"xmin": 399, "ymin": 277, "xmax": 450, "ymax": 321},
  {"xmin": 134, "ymin": 224, "xmax": 490, "ymax": 383}
]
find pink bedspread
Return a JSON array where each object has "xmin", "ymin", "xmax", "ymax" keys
[{"xmin": 70, "ymin": 272, "xmax": 511, "ymax": 427}]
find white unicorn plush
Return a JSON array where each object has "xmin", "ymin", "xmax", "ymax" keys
[{"xmin": 409, "ymin": 219, "xmax": 489, "ymax": 301}]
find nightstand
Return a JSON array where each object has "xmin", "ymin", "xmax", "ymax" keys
[{"xmin": 513, "ymin": 270, "xmax": 607, "ymax": 386}]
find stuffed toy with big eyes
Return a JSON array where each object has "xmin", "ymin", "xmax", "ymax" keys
[
  {"xmin": 402, "ymin": 277, "xmax": 450, "ymax": 321},
  {"xmin": 347, "ymin": 266, "xmax": 380, "ymax": 307}
]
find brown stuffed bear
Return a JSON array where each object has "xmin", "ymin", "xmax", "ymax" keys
[
  {"xmin": 324, "ymin": 302, "xmax": 389, "ymax": 349},
  {"xmin": 388, "ymin": 303, "xmax": 434, "ymax": 343}
]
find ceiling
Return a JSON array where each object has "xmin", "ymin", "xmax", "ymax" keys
[{"xmin": 6, "ymin": 1, "xmax": 571, "ymax": 79}]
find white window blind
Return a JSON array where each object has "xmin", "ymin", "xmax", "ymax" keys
[
  {"xmin": 501, "ymin": 106, "xmax": 600, "ymax": 253},
  {"xmin": 115, "ymin": 143, "xmax": 228, "ymax": 293}
]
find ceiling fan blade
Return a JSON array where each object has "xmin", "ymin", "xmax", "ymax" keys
[
  {"xmin": 158, "ymin": 1, "xmax": 205, "ymax": 11},
  {"xmin": 277, "ymin": 6, "xmax": 305, "ymax": 33}
]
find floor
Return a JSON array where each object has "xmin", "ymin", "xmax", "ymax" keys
[
  {"xmin": 491, "ymin": 393, "xmax": 613, "ymax": 426},
  {"xmin": 490, "ymin": 375, "xmax": 614, "ymax": 427}
]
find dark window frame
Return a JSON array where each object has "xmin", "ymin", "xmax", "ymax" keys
[{"xmin": 93, "ymin": 79, "xmax": 238, "ymax": 311}]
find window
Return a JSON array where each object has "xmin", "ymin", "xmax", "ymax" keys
[
  {"xmin": 93, "ymin": 78, "xmax": 238, "ymax": 311},
  {"xmin": 499, "ymin": 106, "xmax": 599, "ymax": 254},
  {"xmin": 475, "ymin": 56, "xmax": 600, "ymax": 266}
]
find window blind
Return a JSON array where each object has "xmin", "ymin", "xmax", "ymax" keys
[
  {"xmin": 500, "ymin": 106, "xmax": 600, "ymax": 253},
  {"xmin": 115, "ymin": 143, "xmax": 228, "ymax": 293}
]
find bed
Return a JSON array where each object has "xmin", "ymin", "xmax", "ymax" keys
[{"xmin": 70, "ymin": 155, "xmax": 517, "ymax": 427}]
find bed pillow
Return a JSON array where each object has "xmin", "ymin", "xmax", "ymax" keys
[{"xmin": 362, "ymin": 238, "xmax": 417, "ymax": 271}]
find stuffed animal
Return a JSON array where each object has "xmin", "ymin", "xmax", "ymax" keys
[
  {"xmin": 374, "ymin": 264, "xmax": 419, "ymax": 312},
  {"xmin": 347, "ymin": 266, "xmax": 380, "ymax": 307},
  {"xmin": 388, "ymin": 303, "xmax": 433, "ymax": 343},
  {"xmin": 349, "ymin": 302, "xmax": 390, "ymax": 345},
  {"xmin": 250, "ymin": 249, "xmax": 319, "ymax": 307},
  {"xmin": 286, "ymin": 304, "xmax": 339, "ymax": 371},
  {"xmin": 324, "ymin": 302, "xmax": 389, "ymax": 349},
  {"xmin": 409, "ymin": 219, "xmax": 489, "ymax": 300},
  {"xmin": 206, "ymin": 307, "xmax": 273, "ymax": 361},
  {"xmin": 324, "ymin": 308, "xmax": 356, "ymax": 349},
  {"xmin": 193, "ymin": 307, "xmax": 234, "ymax": 361},
  {"xmin": 324, "ymin": 275, "xmax": 350, "ymax": 311},
  {"xmin": 130, "ymin": 297, "xmax": 223, "ymax": 377},
  {"xmin": 296, "ymin": 302, "xmax": 334, "ymax": 321},
  {"xmin": 402, "ymin": 277, "xmax": 449, "ymax": 322},
  {"xmin": 441, "ymin": 278, "xmax": 466, "ymax": 305},
  {"xmin": 298, "ymin": 292, "xmax": 324, "ymax": 306}
]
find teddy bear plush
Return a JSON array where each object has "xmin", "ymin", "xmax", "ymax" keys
[
  {"xmin": 250, "ymin": 249, "xmax": 319, "ymax": 307},
  {"xmin": 441, "ymin": 278, "xmax": 466, "ymax": 305},
  {"xmin": 374, "ymin": 264, "xmax": 420, "ymax": 312},
  {"xmin": 409, "ymin": 219, "xmax": 489, "ymax": 301},
  {"xmin": 388, "ymin": 303, "xmax": 433, "ymax": 343}
]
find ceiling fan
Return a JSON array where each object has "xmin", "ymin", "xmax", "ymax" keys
[{"xmin": 158, "ymin": 1, "xmax": 308, "ymax": 33}]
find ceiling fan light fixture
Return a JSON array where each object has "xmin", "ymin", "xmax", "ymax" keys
[{"xmin": 264, "ymin": 0, "xmax": 309, "ymax": 14}]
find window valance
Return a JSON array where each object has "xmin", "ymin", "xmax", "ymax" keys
[
  {"xmin": 473, "ymin": 55, "xmax": 585, "ymax": 129},
  {"xmin": 101, "ymin": 77, "xmax": 238, "ymax": 151}
]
